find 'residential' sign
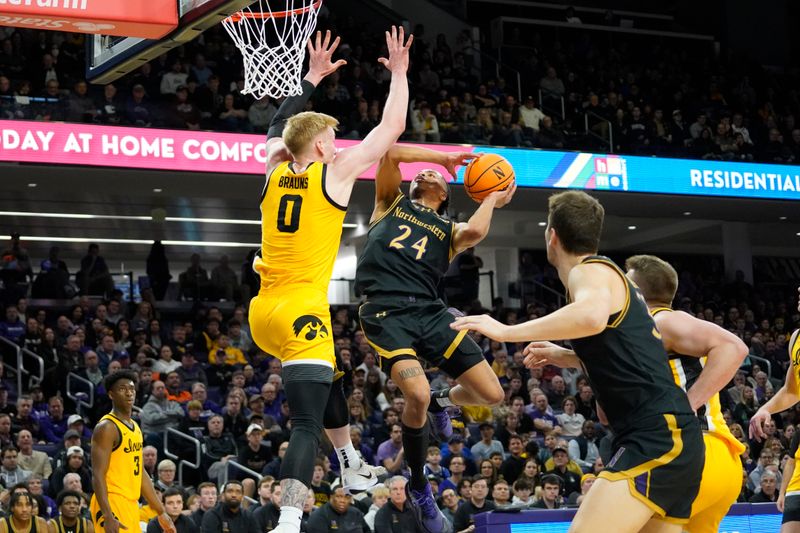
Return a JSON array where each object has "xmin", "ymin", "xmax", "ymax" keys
[
  {"xmin": 0, "ymin": 0, "xmax": 177, "ymax": 37},
  {"xmin": 1, "ymin": 120, "xmax": 799, "ymax": 201}
]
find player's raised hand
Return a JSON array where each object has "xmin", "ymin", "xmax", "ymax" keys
[
  {"xmin": 485, "ymin": 180, "xmax": 516, "ymax": 208},
  {"xmin": 157, "ymin": 512, "xmax": 177, "ymax": 533},
  {"xmin": 748, "ymin": 408, "xmax": 772, "ymax": 441},
  {"xmin": 378, "ymin": 25, "xmax": 413, "ymax": 73},
  {"xmin": 443, "ymin": 151, "xmax": 480, "ymax": 180},
  {"xmin": 305, "ymin": 30, "xmax": 347, "ymax": 86},
  {"xmin": 451, "ymin": 313, "xmax": 508, "ymax": 341},
  {"xmin": 522, "ymin": 341, "xmax": 578, "ymax": 369}
]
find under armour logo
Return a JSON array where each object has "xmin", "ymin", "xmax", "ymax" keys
[
  {"xmin": 375, "ymin": 311, "xmax": 387, "ymax": 318},
  {"xmin": 292, "ymin": 315, "xmax": 329, "ymax": 340}
]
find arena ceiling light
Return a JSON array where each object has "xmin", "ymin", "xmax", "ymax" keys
[{"xmin": 0, "ymin": 211, "xmax": 357, "ymax": 228}]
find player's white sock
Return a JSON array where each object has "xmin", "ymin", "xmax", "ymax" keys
[
  {"xmin": 336, "ymin": 442, "xmax": 362, "ymax": 470},
  {"xmin": 278, "ymin": 506, "xmax": 303, "ymax": 530}
]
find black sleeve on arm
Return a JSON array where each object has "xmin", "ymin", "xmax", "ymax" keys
[
  {"xmin": 267, "ymin": 80, "xmax": 318, "ymax": 139},
  {"xmin": 790, "ymin": 430, "xmax": 800, "ymax": 457}
]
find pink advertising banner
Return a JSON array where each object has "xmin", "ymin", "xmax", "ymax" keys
[{"xmin": 0, "ymin": 120, "xmax": 472, "ymax": 181}]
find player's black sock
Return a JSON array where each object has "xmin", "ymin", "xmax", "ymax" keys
[
  {"xmin": 428, "ymin": 388, "xmax": 454, "ymax": 413},
  {"xmin": 402, "ymin": 423, "xmax": 429, "ymax": 492}
]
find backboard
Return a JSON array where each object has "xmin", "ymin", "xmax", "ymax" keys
[{"xmin": 86, "ymin": 0, "xmax": 255, "ymax": 85}]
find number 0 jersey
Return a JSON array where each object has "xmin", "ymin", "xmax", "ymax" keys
[
  {"xmin": 651, "ymin": 307, "xmax": 745, "ymax": 454},
  {"xmin": 101, "ymin": 413, "xmax": 143, "ymax": 500},
  {"xmin": 355, "ymin": 194, "xmax": 455, "ymax": 299},
  {"xmin": 255, "ymin": 161, "xmax": 347, "ymax": 292}
]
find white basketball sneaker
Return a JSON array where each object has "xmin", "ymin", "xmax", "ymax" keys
[{"xmin": 341, "ymin": 460, "xmax": 388, "ymax": 495}]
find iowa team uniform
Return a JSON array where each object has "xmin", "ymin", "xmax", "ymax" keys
[
  {"xmin": 51, "ymin": 517, "xmax": 90, "ymax": 533},
  {"xmin": 652, "ymin": 307, "xmax": 744, "ymax": 533},
  {"xmin": 782, "ymin": 330, "xmax": 800, "ymax": 523},
  {"xmin": 355, "ymin": 194, "xmax": 484, "ymax": 377},
  {"xmin": 249, "ymin": 161, "xmax": 346, "ymax": 376},
  {"xmin": 90, "ymin": 414, "xmax": 143, "ymax": 532},
  {"xmin": 569, "ymin": 257, "xmax": 704, "ymax": 524}
]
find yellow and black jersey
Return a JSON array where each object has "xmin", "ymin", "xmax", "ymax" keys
[
  {"xmin": 254, "ymin": 161, "xmax": 347, "ymax": 293},
  {"xmin": 101, "ymin": 413, "xmax": 143, "ymax": 500},
  {"xmin": 790, "ymin": 329, "xmax": 800, "ymax": 391},
  {"xmin": 651, "ymin": 307, "xmax": 745, "ymax": 455}
]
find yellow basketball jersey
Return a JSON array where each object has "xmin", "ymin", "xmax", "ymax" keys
[
  {"xmin": 254, "ymin": 161, "xmax": 347, "ymax": 292},
  {"xmin": 786, "ymin": 330, "xmax": 800, "ymax": 493},
  {"xmin": 101, "ymin": 413, "xmax": 143, "ymax": 500},
  {"xmin": 652, "ymin": 308, "xmax": 745, "ymax": 454}
]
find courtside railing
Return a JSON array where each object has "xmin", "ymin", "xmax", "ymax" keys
[{"xmin": 164, "ymin": 427, "xmax": 201, "ymax": 488}]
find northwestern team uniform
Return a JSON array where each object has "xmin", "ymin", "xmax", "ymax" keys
[
  {"xmin": 782, "ymin": 330, "xmax": 800, "ymax": 524},
  {"xmin": 652, "ymin": 307, "xmax": 744, "ymax": 533},
  {"xmin": 569, "ymin": 256, "xmax": 704, "ymax": 524},
  {"xmin": 355, "ymin": 194, "xmax": 484, "ymax": 377},
  {"xmin": 90, "ymin": 414, "xmax": 143, "ymax": 532}
]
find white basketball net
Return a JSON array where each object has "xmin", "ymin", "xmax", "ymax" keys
[{"xmin": 222, "ymin": 0, "xmax": 321, "ymax": 99}]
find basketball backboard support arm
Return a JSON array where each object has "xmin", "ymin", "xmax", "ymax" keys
[{"xmin": 86, "ymin": 0, "xmax": 256, "ymax": 85}]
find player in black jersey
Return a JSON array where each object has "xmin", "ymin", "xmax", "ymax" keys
[
  {"xmin": 355, "ymin": 145, "xmax": 515, "ymax": 533},
  {"xmin": 452, "ymin": 191, "xmax": 704, "ymax": 533}
]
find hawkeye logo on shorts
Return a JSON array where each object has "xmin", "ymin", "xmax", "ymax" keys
[{"xmin": 293, "ymin": 315, "xmax": 329, "ymax": 340}]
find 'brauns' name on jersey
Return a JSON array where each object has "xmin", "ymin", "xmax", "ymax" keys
[
  {"xmin": 393, "ymin": 206, "xmax": 447, "ymax": 241},
  {"xmin": 124, "ymin": 439, "xmax": 143, "ymax": 453},
  {"xmin": 278, "ymin": 176, "xmax": 308, "ymax": 189}
]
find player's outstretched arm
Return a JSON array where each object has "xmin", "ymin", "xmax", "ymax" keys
[
  {"xmin": 264, "ymin": 30, "xmax": 347, "ymax": 172},
  {"xmin": 522, "ymin": 341, "xmax": 580, "ymax": 369},
  {"xmin": 452, "ymin": 182, "xmax": 516, "ymax": 254},
  {"xmin": 654, "ymin": 310, "xmax": 747, "ymax": 411},
  {"xmin": 372, "ymin": 146, "xmax": 477, "ymax": 220},
  {"xmin": 330, "ymin": 26, "xmax": 411, "ymax": 189},
  {"xmin": 750, "ymin": 329, "xmax": 800, "ymax": 440},
  {"xmin": 91, "ymin": 421, "xmax": 125, "ymax": 533},
  {"xmin": 451, "ymin": 262, "xmax": 612, "ymax": 342}
]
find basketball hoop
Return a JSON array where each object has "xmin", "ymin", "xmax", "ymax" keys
[{"xmin": 222, "ymin": 0, "xmax": 322, "ymax": 99}]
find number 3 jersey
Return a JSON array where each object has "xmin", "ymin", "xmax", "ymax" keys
[
  {"xmin": 356, "ymin": 194, "xmax": 456, "ymax": 299},
  {"xmin": 101, "ymin": 413, "xmax": 143, "ymax": 500},
  {"xmin": 255, "ymin": 161, "xmax": 347, "ymax": 292}
]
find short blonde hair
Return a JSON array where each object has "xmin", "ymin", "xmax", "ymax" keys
[
  {"xmin": 624, "ymin": 254, "xmax": 678, "ymax": 304},
  {"xmin": 283, "ymin": 112, "xmax": 338, "ymax": 157}
]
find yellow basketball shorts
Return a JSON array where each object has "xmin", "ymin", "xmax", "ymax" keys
[
  {"xmin": 685, "ymin": 433, "xmax": 744, "ymax": 533},
  {"xmin": 90, "ymin": 493, "xmax": 140, "ymax": 533},
  {"xmin": 249, "ymin": 286, "xmax": 337, "ymax": 371}
]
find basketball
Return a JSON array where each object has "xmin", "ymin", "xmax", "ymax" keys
[{"xmin": 463, "ymin": 154, "xmax": 515, "ymax": 202}]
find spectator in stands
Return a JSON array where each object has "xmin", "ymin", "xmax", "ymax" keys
[
  {"xmin": 125, "ymin": 83, "xmax": 154, "ymax": 127},
  {"xmin": 169, "ymin": 85, "xmax": 201, "ymax": 130},
  {"xmin": 544, "ymin": 446, "xmax": 581, "ymax": 498},
  {"xmin": 163, "ymin": 371, "xmax": 191, "ymax": 404},
  {"xmin": 251, "ymin": 481, "xmax": 281, "ymax": 531},
  {"xmin": 161, "ymin": 58, "xmax": 188, "ymax": 96},
  {"xmin": 556, "ymin": 396, "xmax": 584, "ymax": 438},
  {"xmin": 38, "ymin": 396, "xmax": 68, "ymax": 444},
  {"xmin": 452, "ymin": 475, "xmax": 494, "ymax": 531},
  {"xmin": 49, "ymin": 446, "xmax": 90, "ymax": 497},
  {"xmin": 376, "ymin": 423, "xmax": 404, "ymax": 475},
  {"xmin": 153, "ymin": 345, "xmax": 180, "ymax": 375},
  {"xmin": 0, "ymin": 446, "xmax": 31, "ymax": 487},
  {"xmin": 497, "ymin": 434, "xmax": 525, "ymax": 482},
  {"xmin": 211, "ymin": 255, "xmax": 238, "ymax": 301},
  {"xmin": 568, "ymin": 420, "xmax": 599, "ymax": 473},
  {"xmin": 0, "ymin": 414, "xmax": 12, "ymax": 448},
  {"xmin": 95, "ymin": 83, "xmax": 123, "ymax": 125},
  {"xmin": 191, "ymin": 482, "xmax": 218, "ymax": 526},
  {"xmin": 0, "ymin": 305, "xmax": 25, "ymax": 344},
  {"xmin": 411, "ymin": 103, "xmax": 440, "ymax": 142},
  {"xmin": 248, "ymin": 96, "xmax": 277, "ymax": 133},
  {"xmin": 191, "ymin": 383, "xmax": 220, "ymax": 419},
  {"xmin": 202, "ymin": 414, "xmax": 237, "ymax": 473},
  {"xmin": 179, "ymin": 253, "xmax": 210, "ymax": 301},
  {"xmin": 733, "ymin": 386, "xmax": 758, "ymax": 426},
  {"xmin": 65, "ymin": 80, "xmax": 96, "ymax": 123},
  {"xmin": 750, "ymin": 470, "xmax": 779, "ymax": 503},
  {"xmin": 470, "ymin": 422, "xmax": 504, "ymax": 465},
  {"xmin": 200, "ymin": 480, "xmax": 257, "ymax": 533},
  {"xmin": 306, "ymin": 484, "xmax": 367, "ymax": 533},
  {"xmin": 12, "ymin": 396, "xmax": 41, "ymax": 440},
  {"xmin": 373, "ymin": 476, "xmax": 416, "ymax": 532},
  {"xmin": 14, "ymin": 430, "xmax": 50, "ymax": 481},
  {"xmin": 216, "ymin": 94, "xmax": 248, "ymax": 132},
  {"xmin": 154, "ymin": 459, "xmax": 178, "ymax": 492},
  {"xmin": 147, "ymin": 487, "xmax": 193, "ymax": 533},
  {"xmin": 527, "ymin": 393, "xmax": 560, "ymax": 439},
  {"xmin": 140, "ymin": 380, "xmax": 185, "ymax": 439},
  {"xmin": 76, "ymin": 243, "xmax": 113, "ymax": 297},
  {"xmin": 531, "ymin": 474, "xmax": 564, "ymax": 509}
]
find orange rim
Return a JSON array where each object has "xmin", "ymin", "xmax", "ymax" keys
[{"xmin": 225, "ymin": 0, "xmax": 322, "ymax": 22}]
